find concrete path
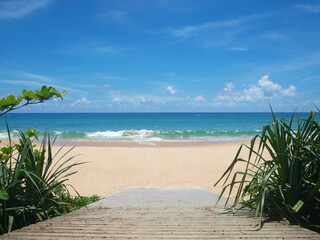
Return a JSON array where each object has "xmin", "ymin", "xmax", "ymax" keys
[
  {"xmin": 1, "ymin": 188, "xmax": 319, "ymax": 239},
  {"xmin": 90, "ymin": 188, "xmax": 229, "ymax": 207}
]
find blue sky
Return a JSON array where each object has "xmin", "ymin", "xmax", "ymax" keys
[{"xmin": 0, "ymin": 0, "xmax": 319, "ymax": 112}]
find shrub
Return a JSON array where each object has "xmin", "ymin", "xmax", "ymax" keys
[
  {"xmin": 0, "ymin": 125, "xmax": 83, "ymax": 233},
  {"xmin": 0, "ymin": 86, "xmax": 101, "ymax": 234},
  {"xmin": 215, "ymin": 109, "xmax": 320, "ymax": 232}
]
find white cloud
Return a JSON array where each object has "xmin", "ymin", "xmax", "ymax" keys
[
  {"xmin": 258, "ymin": 75, "xmax": 281, "ymax": 97},
  {"xmin": 223, "ymin": 82, "xmax": 235, "ymax": 92},
  {"xmin": 227, "ymin": 47, "xmax": 248, "ymax": 51},
  {"xmin": 2, "ymin": 78, "xmax": 84, "ymax": 94},
  {"xmin": 253, "ymin": 53, "xmax": 320, "ymax": 75},
  {"xmin": 194, "ymin": 95, "xmax": 205, "ymax": 102},
  {"xmin": 71, "ymin": 97, "xmax": 91, "ymax": 106},
  {"xmin": 167, "ymin": 18, "xmax": 245, "ymax": 38},
  {"xmin": 94, "ymin": 46, "xmax": 118, "ymax": 54},
  {"xmin": 214, "ymin": 75, "xmax": 298, "ymax": 106},
  {"xmin": 139, "ymin": 96, "xmax": 146, "ymax": 103},
  {"xmin": 0, "ymin": 0, "xmax": 50, "ymax": 19},
  {"xmin": 101, "ymin": 75, "xmax": 123, "ymax": 80},
  {"xmin": 102, "ymin": 10, "xmax": 129, "ymax": 23},
  {"xmin": 166, "ymin": 13, "xmax": 273, "ymax": 39},
  {"xmin": 111, "ymin": 96, "xmax": 121, "ymax": 103},
  {"xmin": 2, "ymin": 79, "xmax": 44, "ymax": 87},
  {"xmin": 165, "ymin": 72, "xmax": 177, "ymax": 77},
  {"xmin": 281, "ymin": 85, "xmax": 297, "ymax": 96},
  {"xmin": 109, "ymin": 90, "xmax": 122, "ymax": 95},
  {"xmin": 110, "ymin": 94, "xmax": 185, "ymax": 107},
  {"xmin": 59, "ymin": 42, "xmax": 121, "ymax": 56},
  {"xmin": 295, "ymin": 4, "xmax": 320, "ymax": 13},
  {"xmin": 302, "ymin": 76, "xmax": 320, "ymax": 82},
  {"xmin": 20, "ymin": 72, "xmax": 54, "ymax": 83},
  {"xmin": 166, "ymin": 86, "xmax": 176, "ymax": 95}
]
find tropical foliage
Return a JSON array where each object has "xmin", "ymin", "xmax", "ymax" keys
[
  {"xmin": 0, "ymin": 86, "xmax": 68, "ymax": 117},
  {"xmin": 0, "ymin": 127, "xmax": 82, "ymax": 233},
  {"xmin": 215, "ymin": 109, "xmax": 320, "ymax": 232},
  {"xmin": 0, "ymin": 86, "xmax": 100, "ymax": 234}
]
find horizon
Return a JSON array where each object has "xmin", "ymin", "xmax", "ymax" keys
[
  {"xmin": 1, "ymin": 0, "xmax": 319, "ymax": 113},
  {"xmin": 5, "ymin": 111, "xmax": 315, "ymax": 114}
]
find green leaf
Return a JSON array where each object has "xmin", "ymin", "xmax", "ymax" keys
[
  {"xmin": 1, "ymin": 86, "xmax": 69, "ymax": 116},
  {"xmin": 8, "ymin": 216, "xmax": 14, "ymax": 233},
  {"xmin": 61, "ymin": 91, "xmax": 69, "ymax": 97},
  {"xmin": 0, "ymin": 98, "xmax": 11, "ymax": 109},
  {"xmin": 6, "ymin": 95, "xmax": 16, "ymax": 105},
  {"xmin": 25, "ymin": 128, "xmax": 38, "ymax": 140},
  {"xmin": 292, "ymin": 200, "xmax": 304, "ymax": 212},
  {"xmin": 22, "ymin": 89, "xmax": 36, "ymax": 101},
  {"xmin": 0, "ymin": 98, "xmax": 7, "ymax": 110},
  {"xmin": 0, "ymin": 188, "xmax": 9, "ymax": 200},
  {"xmin": 215, "ymin": 108, "xmax": 320, "ymax": 232},
  {"xmin": 16, "ymin": 96, "xmax": 23, "ymax": 105},
  {"xmin": 1, "ymin": 146, "xmax": 13, "ymax": 154}
]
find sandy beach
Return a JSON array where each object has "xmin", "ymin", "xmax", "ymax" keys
[{"xmin": 51, "ymin": 141, "xmax": 251, "ymax": 198}]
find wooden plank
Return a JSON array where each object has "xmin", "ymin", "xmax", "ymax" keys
[
  {"xmin": 1, "ymin": 189, "xmax": 319, "ymax": 240},
  {"xmin": 1, "ymin": 206, "xmax": 319, "ymax": 239}
]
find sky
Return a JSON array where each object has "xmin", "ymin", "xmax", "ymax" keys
[{"xmin": 0, "ymin": 0, "xmax": 320, "ymax": 113}]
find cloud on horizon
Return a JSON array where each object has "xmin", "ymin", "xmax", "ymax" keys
[
  {"xmin": 71, "ymin": 97, "xmax": 91, "ymax": 107},
  {"xmin": 110, "ymin": 93, "xmax": 186, "ymax": 108},
  {"xmin": 214, "ymin": 75, "xmax": 297, "ymax": 107},
  {"xmin": 194, "ymin": 95, "xmax": 205, "ymax": 102}
]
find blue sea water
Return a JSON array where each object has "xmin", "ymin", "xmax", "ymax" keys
[{"xmin": 0, "ymin": 112, "xmax": 314, "ymax": 142}]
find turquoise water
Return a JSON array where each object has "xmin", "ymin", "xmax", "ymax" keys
[{"xmin": 0, "ymin": 112, "xmax": 313, "ymax": 142}]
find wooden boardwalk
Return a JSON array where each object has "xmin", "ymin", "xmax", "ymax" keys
[{"xmin": 1, "ymin": 189, "xmax": 319, "ymax": 239}]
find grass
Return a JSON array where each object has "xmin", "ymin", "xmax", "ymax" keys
[{"xmin": 215, "ymin": 109, "xmax": 320, "ymax": 232}]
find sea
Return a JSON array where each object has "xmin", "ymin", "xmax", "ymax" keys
[{"xmin": 0, "ymin": 112, "xmax": 314, "ymax": 143}]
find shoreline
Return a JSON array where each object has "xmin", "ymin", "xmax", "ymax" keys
[
  {"xmin": 53, "ymin": 139, "xmax": 240, "ymax": 148},
  {"xmin": 1, "ymin": 137, "xmax": 250, "ymax": 148}
]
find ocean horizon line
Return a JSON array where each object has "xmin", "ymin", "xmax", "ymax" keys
[{"xmin": 5, "ymin": 111, "xmax": 311, "ymax": 114}]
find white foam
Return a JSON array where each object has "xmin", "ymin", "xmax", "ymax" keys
[
  {"xmin": 0, "ymin": 132, "xmax": 8, "ymax": 139},
  {"xmin": 135, "ymin": 137, "xmax": 162, "ymax": 142},
  {"xmin": 86, "ymin": 130, "xmax": 162, "ymax": 141},
  {"xmin": 87, "ymin": 131, "xmax": 125, "ymax": 138}
]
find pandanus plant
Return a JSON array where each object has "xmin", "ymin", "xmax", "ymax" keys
[
  {"xmin": 215, "ymin": 108, "xmax": 320, "ymax": 232},
  {"xmin": 0, "ymin": 86, "xmax": 83, "ymax": 234},
  {"xmin": 0, "ymin": 122, "xmax": 82, "ymax": 233}
]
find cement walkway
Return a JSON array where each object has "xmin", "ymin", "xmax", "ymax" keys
[{"xmin": 1, "ymin": 188, "xmax": 319, "ymax": 239}]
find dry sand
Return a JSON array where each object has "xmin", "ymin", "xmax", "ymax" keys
[{"xmin": 52, "ymin": 141, "xmax": 251, "ymax": 198}]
